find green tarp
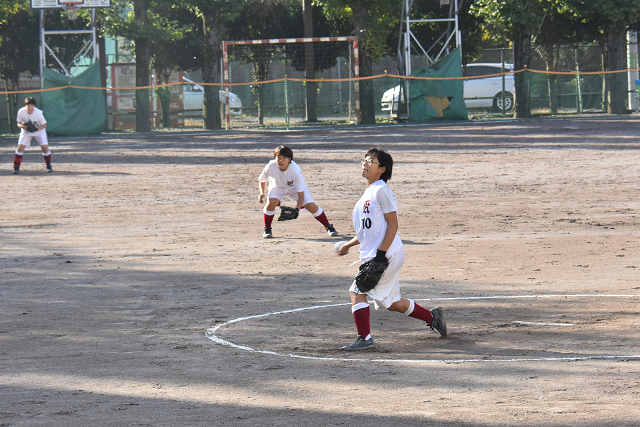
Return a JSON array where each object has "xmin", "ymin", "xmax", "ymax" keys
[
  {"xmin": 42, "ymin": 62, "xmax": 106, "ymax": 136},
  {"xmin": 409, "ymin": 48, "xmax": 468, "ymax": 122}
]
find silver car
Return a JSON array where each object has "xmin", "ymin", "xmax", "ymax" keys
[
  {"xmin": 182, "ymin": 77, "xmax": 243, "ymax": 115},
  {"xmin": 106, "ymin": 79, "xmax": 243, "ymax": 116}
]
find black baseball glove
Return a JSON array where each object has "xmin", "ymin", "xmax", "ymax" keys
[
  {"xmin": 24, "ymin": 121, "xmax": 38, "ymax": 133},
  {"xmin": 277, "ymin": 206, "xmax": 299, "ymax": 221},
  {"xmin": 355, "ymin": 258, "xmax": 389, "ymax": 293}
]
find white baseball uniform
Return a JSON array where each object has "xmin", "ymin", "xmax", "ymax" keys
[
  {"xmin": 350, "ymin": 179, "xmax": 405, "ymax": 309},
  {"xmin": 16, "ymin": 106, "xmax": 48, "ymax": 147},
  {"xmin": 259, "ymin": 159, "xmax": 314, "ymax": 205}
]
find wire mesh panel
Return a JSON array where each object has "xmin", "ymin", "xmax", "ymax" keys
[
  {"xmin": 98, "ymin": 44, "xmax": 638, "ymax": 132},
  {"xmin": 223, "ymin": 37, "xmax": 358, "ymax": 129},
  {"xmin": 528, "ymin": 45, "xmax": 606, "ymax": 114}
]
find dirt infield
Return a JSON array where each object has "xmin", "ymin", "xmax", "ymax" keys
[{"xmin": 2, "ymin": 117, "xmax": 640, "ymax": 426}]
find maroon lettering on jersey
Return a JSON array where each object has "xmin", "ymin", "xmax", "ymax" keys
[
  {"xmin": 363, "ymin": 200, "xmax": 370, "ymax": 214},
  {"xmin": 287, "ymin": 180, "xmax": 294, "ymax": 187}
]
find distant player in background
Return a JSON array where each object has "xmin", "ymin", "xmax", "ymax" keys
[
  {"xmin": 258, "ymin": 145, "xmax": 339, "ymax": 239},
  {"xmin": 13, "ymin": 97, "xmax": 52, "ymax": 174},
  {"xmin": 336, "ymin": 147, "xmax": 447, "ymax": 350}
]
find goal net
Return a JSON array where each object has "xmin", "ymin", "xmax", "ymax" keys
[{"xmin": 223, "ymin": 37, "xmax": 359, "ymax": 129}]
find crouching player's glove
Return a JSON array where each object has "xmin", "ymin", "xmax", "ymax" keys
[
  {"xmin": 355, "ymin": 250, "xmax": 389, "ymax": 293},
  {"xmin": 24, "ymin": 121, "xmax": 38, "ymax": 133},
  {"xmin": 277, "ymin": 206, "xmax": 299, "ymax": 221}
]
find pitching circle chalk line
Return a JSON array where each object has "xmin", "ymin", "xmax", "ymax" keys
[{"xmin": 205, "ymin": 294, "xmax": 640, "ymax": 364}]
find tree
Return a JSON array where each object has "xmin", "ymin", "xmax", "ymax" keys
[
  {"xmin": 0, "ymin": 10, "xmax": 39, "ymax": 90},
  {"xmin": 226, "ymin": 0, "xmax": 303, "ymax": 125},
  {"xmin": 530, "ymin": 1, "xmax": 595, "ymax": 114},
  {"xmin": 472, "ymin": 0, "xmax": 548, "ymax": 118},
  {"xmin": 183, "ymin": 0, "xmax": 242, "ymax": 130},
  {"xmin": 318, "ymin": 0, "xmax": 401, "ymax": 124},
  {"xmin": 0, "ymin": 8, "xmax": 38, "ymax": 132},
  {"xmin": 0, "ymin": 0, "xmax": 23, "ymax": 25},
  {"xmin": 565, "ymin": 0, "xmax": 640, "ymax": 114},
  {"xmin": 149, "ymin": 5, "xmax": 199, "ymax": 128},
  {"xmin": 101, "ymin": 0, "xmax": 188, "ymax": 131}
]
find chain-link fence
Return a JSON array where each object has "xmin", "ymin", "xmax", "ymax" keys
[{"xmin": 4, "ymin": 44, "xmax": 640, "ymax": 133}]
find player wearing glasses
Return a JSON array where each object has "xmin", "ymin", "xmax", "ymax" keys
[{"xmin": 336, "ymin": 147, "xmax": 447, "ymax": 350}]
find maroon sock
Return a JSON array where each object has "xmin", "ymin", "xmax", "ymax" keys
[
  {"xmin": 44, "ymin": 154, "xmax": 52, "ymax": 167},
  {"xmin": 314, "ymin": 211, "xmax": 330, "ymax": 227},
  {"xmin": 13, "ymin": 154, "xmax": 23, "ymax": 169},
  {"xmin": 264, "ymin": 213, "xmax": 274, "ymax": 228},
  {"xmin": 409, "ymin": 303, "xmax": 434, "ymax": 323},
  {"xmin": 353, "ymin": 305, "xmax": 371, "ymax": 338}
]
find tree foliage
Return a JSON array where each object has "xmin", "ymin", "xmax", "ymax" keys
[
  {"xmin": 317, "ymin": 0, "xmax": 401, "ymax": 124},
  {"xmin": 564, "ymin": 0, "xmax": 640, "ymax": 112},
  {"xmin": 0, "ymin": 0, "xmax": 24, "ymax": 25},
  {"xmin": 176, "ymin": 0, "xmax": 243, "ymax": 129},
  {"xmin": 99, "ymin": 0, "xmax": 192, "ymax": 131}
]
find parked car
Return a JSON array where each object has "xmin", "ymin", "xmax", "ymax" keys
[
  {"xmin": 381, "ymin": 63, "xmax": 515, "ymax": 112},
  {"xmin": 106, "ymin": 78, "xmax": 243, "ymax": 115},
  {"xmin": 182, "ymin": 77, "xmax": 243, "ymax": 115}
]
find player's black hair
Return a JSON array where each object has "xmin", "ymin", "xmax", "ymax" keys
[
  {"xmin": 274, "ymin": 145, "xmax": 294, "ymax": 160},
  {"xmin": 365, "ymin": 147, "xmax": 393, "ymax": 182},
  {"xmin": 24, "ymin": 97, "xmax": 37, "ymax": 107}
]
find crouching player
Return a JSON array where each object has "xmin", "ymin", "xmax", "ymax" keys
[
  {"xmin": 13, "ymin": 97, "xmax": 52, "ymax": 174},
  {"xmin": 258, "ymin": 145, "xmax": 339, "ymax": 239}
]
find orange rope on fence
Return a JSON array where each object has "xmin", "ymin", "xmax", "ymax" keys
[
  {"xmin": 3, "ymin": 67, "xmax": 640, "ymax": 95},
  {"xmin": 0, "ymin": 86, "xmax": 67, "ymax": 95}
]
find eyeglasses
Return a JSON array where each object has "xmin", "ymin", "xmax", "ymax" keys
[{"xmin": 361, "ymin": 158, "xmax": 381, "ymax": 166}]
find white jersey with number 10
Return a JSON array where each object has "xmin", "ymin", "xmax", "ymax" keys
[{"xmin": 352, "ymin": 180, "xmax": 403, "ymax": 262}]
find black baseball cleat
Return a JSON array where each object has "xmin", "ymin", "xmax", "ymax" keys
[
  {"xmin": 46, "ymin": 165, "xmax": 53, "ymax": 173},
  {"xmin": 263, "ymin": 226, "xmax": 273, "ymax": 238},
  {"xmin": 325, "ymin": 224, "xmax": 338, "ymax": 237},
  {"xmin": 12, "ymin": 168, "xmax": 20, "ymax": 174},
  {"xmin": 341, "ymin": 335, "xmax": 375, "ymax": 350},
  {"xmin": 428, "ymin": 306, "xmax": 447, "ymax": 338}
]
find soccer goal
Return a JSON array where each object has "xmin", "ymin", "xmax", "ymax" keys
[{"xmin": 222, "ymin": 37, "xmax": 359, "ymax": 129}]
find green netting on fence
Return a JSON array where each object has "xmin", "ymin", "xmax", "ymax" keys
[
  {"xmin": 408, "ymin": 48, "xmax": 468, "ymax": 122},
  {"xmin": 43, "ymin": 62, "xmax": 106, "ymax": 136}
]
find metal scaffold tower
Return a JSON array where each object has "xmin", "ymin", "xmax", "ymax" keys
[
  {"xmin": 397, "ymin": 0, "xmax": 461, "ymax": 118},
  {"xmin": 31, "ymin": 0, "xmax": 111, "ymax": 86}
]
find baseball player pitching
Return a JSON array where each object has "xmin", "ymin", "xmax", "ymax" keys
[
  {"xmin": 336, "ymin": 148, "xmax": 447, "ymax": 350},
  {"xmin": 258, "ymin": 145, "xmax": 339, "ymax": 239},
  {"xmin": 12, "ymin": 97, "xmax": 51, "ymax": 174}
]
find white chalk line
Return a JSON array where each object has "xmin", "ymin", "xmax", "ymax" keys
[
  {"xmin": 513, "ymin": 321, "xmax": 575, "ymax": 326},
  {"xmin": 205, "ymin": 293, "xmax": 640, "ymax": 364}
]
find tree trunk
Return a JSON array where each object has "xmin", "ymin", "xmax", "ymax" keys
[
  {"xmin": 513, "ymin": 29, "xmax": 531, "ymax": 118},
  {"xmin": 545, "ymin": 47, "xmax": 558, "ymax": 115},
  {"xmin": 600, "ymin": 45, "xmax": 607, "ymax": 112},
  {"xmin": 134, "ymin": 0, "xmax": 150, "ymax": 132},
  {"xmin": 607, "ymin": 27, "xmax": 627, "ymax": 114},
  {"xmin": 98, "ymin": 34, "xmax": 108, "ymax": 131},
  {"xmin": 303, "ymin": 0, "xmax": 317, "ymax": 122},
  {"xmin": 253, "ymin": 58, "xmax": 271, "ymax": 125},
  {"xmin": 358, "ymin": 48, "xmax": 375, "ymax": 124},
  {"xmin": 202, "ymin": 13, "xmax": 222, "ymax": 130},
  {"xmin": 352, "ymin": 3, "xmax": 374, "ymax": 124},
  {"xmin": 7, "ymin": 75, "xmax": 19, "ymax": 133},
  {"xmin": 258, "ymin": 84, "xmax": 265, "ymax": 125}
]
